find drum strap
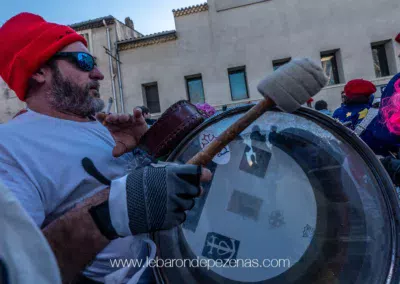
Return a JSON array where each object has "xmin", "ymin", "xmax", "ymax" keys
[{"xmin": 354, "ymin": 108, "xmax": 379, "ymax": 136}]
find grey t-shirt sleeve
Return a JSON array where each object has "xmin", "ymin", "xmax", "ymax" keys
[{"xmin": 0, "ymin": 159, "xmax": 46, "ymax": 226}]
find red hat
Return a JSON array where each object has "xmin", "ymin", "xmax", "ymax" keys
[
  {"xmin": 0, "ymin": 13, "xmax": 87, "ymax": 101},
  {"xmin": 396, "ymin": 33, "xmax": 400, "ymax": 44},
  {"xmin": 344, "ymin": 79, "xmax": 376, "ymax": 99}
]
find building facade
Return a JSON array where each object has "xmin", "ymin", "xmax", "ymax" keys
[
  {"xmin": 1, "ymin": 0, "xmax": 400, "ymax": 123},
  {"xmin": 117, "ymin": 0, "xmax": 400, "ymax": 117},
  {"xmin": 0, "ymin": 15, "xmax": 142, "ymax": 122}
]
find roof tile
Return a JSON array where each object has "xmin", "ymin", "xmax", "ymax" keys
[
  {"xmin": 172, "ymin": 3, "xmax": 208, "ymax": 18},
  {"xmin": 118, "ymin": 30, "xmax": 177, "ymax": 51}
]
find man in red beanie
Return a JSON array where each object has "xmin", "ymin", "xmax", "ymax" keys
[
  {"xmin": 0, "ymin": 12, "xmax": 211, "ymax": 284},
  {"xmin": 332, "ymin": 79, "xmax": 377, "ymax": 130}
]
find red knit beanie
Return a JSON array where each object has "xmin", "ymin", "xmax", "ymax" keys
[
  {"xmin": 344, "ymin": 79, "xmax": 376, "ymax": 99},
  {"xmin": 0, "ymin": 13, "xmax": 87, "ymax": 101}
]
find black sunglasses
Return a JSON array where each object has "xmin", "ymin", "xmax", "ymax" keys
[{"xmin": 52, "ymin": 52, "xmax": 97, "ymax": 72}]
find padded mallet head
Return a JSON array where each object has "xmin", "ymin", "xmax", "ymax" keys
[{"xmin": 257, "ymin": 58, "xmax": 328, "ymax": 113}]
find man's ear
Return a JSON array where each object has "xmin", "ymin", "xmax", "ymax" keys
[{"xmin": 31, "ymin": 67, "xmax": 48, "ymax": 84}]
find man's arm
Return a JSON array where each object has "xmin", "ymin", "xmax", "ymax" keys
[
  {"xmin": 42, "ymin": 189, "xmax": 111, "ymax": 283},
  {"xmin": 0, "ymin": 159, "xmax": 46, "ymax": 225}
]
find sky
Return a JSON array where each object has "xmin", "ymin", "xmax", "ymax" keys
[{"xmin": 0, "ymin": 0, "xmax": 204, "ymax": 35}]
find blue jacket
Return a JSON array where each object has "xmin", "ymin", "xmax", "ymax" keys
[
  {"xmin": 332, "ymin": 103, "xmax": 371, "ymax": 130},
  {"xmin": 360, "ymin": 73, "xmax": 400, "ymax": 156}
]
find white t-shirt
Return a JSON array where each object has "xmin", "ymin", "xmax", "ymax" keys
[
  {"xmin": 0, "ymin": 180, "xmax": 61, "ymax": 284},
  {"xmin": 0, "ymin": 109, "xmax": 148, "ymax": 282}
]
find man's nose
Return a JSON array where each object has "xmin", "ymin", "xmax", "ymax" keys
[{"xmin": 89, "ymin": 66, "xmax": 104, "ymax": 80}]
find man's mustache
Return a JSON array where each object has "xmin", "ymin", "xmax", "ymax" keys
[{"xmin": 88, "ymin": 81, "xmax": 100, "ymax": 91}]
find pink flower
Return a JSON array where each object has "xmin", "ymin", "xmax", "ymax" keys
[
  {"xmin": 195, "ymin": 103, "xmax": 216, "ymax": 118},
  {"xmin": 382, "ymin": 79, "xmax": 400, "ymax": 135}
]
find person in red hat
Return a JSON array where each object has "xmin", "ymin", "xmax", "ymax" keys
[
  {"xmin": 306, "ymin": 98, "xmax": 314, "ymax": 108},
  {"xmin": 332, "ymin": 79, "xmax": 376, "ymax": 130},
  {"xmin": 0, "ymin": 12, "xmax": 211, "ymax": 284}
]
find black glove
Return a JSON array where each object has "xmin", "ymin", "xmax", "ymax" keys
[
  {"xmin": 380, "ymin": 156, "xmax": 400, "ymax": 186},
  {"xmin": 89, "ymin": 162, "xmax": 203, "ymax": 239}
]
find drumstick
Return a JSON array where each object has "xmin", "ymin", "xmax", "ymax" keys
[
  {"xmin": 187, "ymin": 98, "xmax": 275, "ymax": 165},
  {"xmin": 187, "ymin": 58, "xmax": 328, "ymax": 166}
]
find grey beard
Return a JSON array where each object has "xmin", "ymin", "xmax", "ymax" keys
[{"xmin": 48, "ymin": 67, "xmax": 105, "ymax": 117}]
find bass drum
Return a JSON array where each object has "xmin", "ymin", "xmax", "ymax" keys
[{"xmin": 152, "ymin": 105, "xmax": 400, "ymax": 284}]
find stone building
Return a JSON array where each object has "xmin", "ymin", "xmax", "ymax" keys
[
  {"xmin": 117, "ymin": 0, "xmax": 400, "ymax": 117},
  {"xmin": 0, "ymin": 15, "xmax": 142, "ymax": 122},
  {"xmin": 1, "ymin": 0, "xmax": 400, "ymax": 122}
]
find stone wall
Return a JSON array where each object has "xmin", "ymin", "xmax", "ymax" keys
[
  {"xmin": 2, "ymin": 1, "xmax": 400, "ymax": 122},
  {"xmin": 118, "ymin": 0, "xmax": 400, "ymax": 116},
  {"xmin": 0, "ymin": 79, "xmax": 25, "ymax": 123}
]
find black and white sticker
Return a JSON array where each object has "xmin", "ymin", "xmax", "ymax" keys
[
  {"xmin": 202, "ymin": 232, "xmax": 240, "ymax": 262},
  {"xmin": 227, "ymin": 190, "xmax": 263, "ymax": 221},
  {"xmin": 239, "ymin": 127, "xmax": 271, "ymax": 180},
  {"xmin": 199, "ymin": 130, "xmax": 231, "ymax": 165}
]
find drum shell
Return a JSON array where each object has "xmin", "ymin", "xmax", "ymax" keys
[
  {"xmin": 138, "ymin": 100, "xmax": 205, "ymax": 159},
  {"xmin": 152, "ymin": 105, "xmax": 400, "ymax": 284}
]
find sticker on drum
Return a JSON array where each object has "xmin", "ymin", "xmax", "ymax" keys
[
  {"xmin": 199, "ymin": 130, "xmax": 231, "ymax": 164},
  {"xmin": 239, "ymin": 145, "xmax": 271, "ymax": 178},
  {"xmin": 238, "ymin": 125, "xmax": 272, "ymax": 178},
  {"xmin": 201, "ymin": 232, "xmax": 241, "ymax": 262},
  {"xmin": 227, "ymin": 190, "xmax": 263, "ymax": 221}
]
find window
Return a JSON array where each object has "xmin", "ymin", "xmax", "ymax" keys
[
  {"xmin": 273, "ymin": 58, "xmax": 291, "ymax": 71},
  {"xmin": 320, "ymin": 51, "xmax": 340, "ymax": 86},
  {"xmin": 142, "ymin": 82, "xmax": 161, "ymax": 113},
  {"xmin": 185, "ymin": 75, "xmax": 205, "ymax": 104},
  {"xmin": 371, "ymin": 42, "xmax": 390, "ymax": 78},
  {"xmin": 228, "ymin": 66, "xmax": 249, "ymax": 101}
]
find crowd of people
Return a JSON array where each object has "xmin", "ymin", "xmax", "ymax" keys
[
  {"xmin": 308, "ymin": 77, "xmax": 400, "ymax": 185},
  {"xmin": 310, "ymin": 79, "xmax": 379, "ymax": 126},
  {"xmin": 0, "ymin": 11, "xmax": 400, "ymax": 284}
]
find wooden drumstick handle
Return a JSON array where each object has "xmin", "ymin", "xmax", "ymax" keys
[{"xmin": 187, "ymin": 98, "xmax": 275, "ymax": 166}]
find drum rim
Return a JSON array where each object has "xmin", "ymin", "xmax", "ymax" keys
[
  {"xmin": 300, "ymin": 107, "xmax": 400, "ymax": 284},
  {"xmin": 154, "ymin": 104, "xmax": 400, "ymax": 284}
]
